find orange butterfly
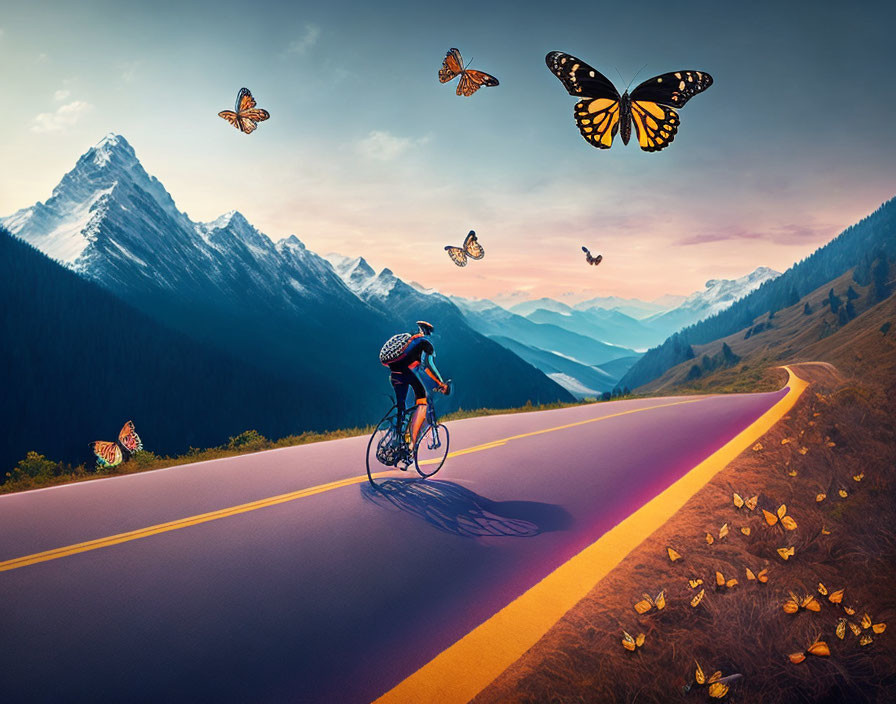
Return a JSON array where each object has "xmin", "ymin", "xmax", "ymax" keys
[
  {"xmin": 90, "ymin": 420, "xmax": 142, "ymax": 468},
  {"xmin": 438, "ymin": 48, "xmax": 499, "ymax": 97},
  {"xmin": 218, "ymin": 88, "xmax": 270, "ymax": 134}
]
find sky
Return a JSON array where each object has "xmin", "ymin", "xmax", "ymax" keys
[{"xmin": 1, "ymin": 0, "xmax": 894, "ymax": 303}]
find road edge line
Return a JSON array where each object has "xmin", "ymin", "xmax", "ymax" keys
[{"xmin": 372, "ymin": 366, "xmax": 808, "ymax": 704}]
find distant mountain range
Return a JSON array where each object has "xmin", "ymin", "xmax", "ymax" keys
[{"xmin": 1, "ymin": 135, "xmax": 573, "ymax": 466}]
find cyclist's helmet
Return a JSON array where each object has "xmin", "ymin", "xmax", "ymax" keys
[{"xmin": 416, "ymin": 320, "xmax": 435, "ymax": 336}]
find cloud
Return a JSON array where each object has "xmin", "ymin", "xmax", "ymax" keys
[
  {"xmin": 30, "ymin": 101, "xmax": 92, "ymax": 133},
  {"xmin": 676, "ymin": 221, "xmax": 833, "ymax": 246},
  {"xmin": 121, "ymin": 61, "xmax": 139, "ymax": 82},
  {"xmin": 286, "ymin": 25, "xmax": 320, "ymax": 55},
  {"xmin": 356, "ymin": 130, "xmax": 429, "ymax": 161},
  {"xmin": 53, "ymin": 89, "xmax": 71, "ymax": 102}
]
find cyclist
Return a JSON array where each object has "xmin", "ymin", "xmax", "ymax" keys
[{"xmin": 383, "ymin": 321, "xmax": 449, "ymax": 453}]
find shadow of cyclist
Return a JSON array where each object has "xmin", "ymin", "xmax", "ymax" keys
[{"xmin": 360, "ymin": 478, "xmax": 572, "ymax": 538}]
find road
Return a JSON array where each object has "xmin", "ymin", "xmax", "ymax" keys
[{"xmin": 0, "ymin": 387, "xmax": 793, "ymax": 703}]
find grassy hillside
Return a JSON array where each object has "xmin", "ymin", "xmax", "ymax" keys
[{"xmin": 637, "ymin": 271, "xmax": 894, "ymax": 396}]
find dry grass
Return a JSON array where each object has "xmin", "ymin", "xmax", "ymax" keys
[{"xmin": 473, "ymin": 363, "xmax": 896, "ymax": 704}]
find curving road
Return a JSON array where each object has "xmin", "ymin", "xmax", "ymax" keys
[{"xmin": 0, "ymin": 388, "xmax": 790, "ymax": 703}]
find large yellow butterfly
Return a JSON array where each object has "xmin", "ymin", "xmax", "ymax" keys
[
  {"xmin": 438, "ymin": 48, "xmax": 499, "ymax": 97},
  {"xmin": 90, "ymin": 420, "xmax": 142, "ymax": 468},
  {"xmin": 444, "ymin": 230, "xmax": 485, "ymax": 267},
  {"xmin": 545, "ymin": 52, "xmax": 712, "ymax": 152},
  {"xmin": 218, "ymin": 88, "xmax": 270, "ymax": 134}
]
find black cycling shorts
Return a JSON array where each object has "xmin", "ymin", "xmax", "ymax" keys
[{"xmin": 390, "ymin": 369, "xmax": 425, "ymax": 410}]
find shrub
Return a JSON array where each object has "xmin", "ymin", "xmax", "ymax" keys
[
  {"xmin": 226, "ymin": 430, "xmax": 269, "ymax": 452},
  {"xmin": 7, "ymin": 451, "xmax": 58, "ymax": 483}
]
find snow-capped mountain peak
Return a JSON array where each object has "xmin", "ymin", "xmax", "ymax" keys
[{"xmin": 679, "ymin": 266, "xmax": 780, "ymax": 313}]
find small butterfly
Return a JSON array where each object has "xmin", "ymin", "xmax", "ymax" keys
[
  {"xmin": 438, "ymin": 48, "xmax": 499, "ymax": 97},
  {"xmin": 218, "ymin": 87, "xmax": 270, "ymax": 134},
  {"xmin": 777, "ymin": 546, "xmax": 796, "ymax": 560},
  {"xmin": 690, "ymin": 588, "xmax": 705, "ymax": 607},
  {"xmin": 693, "ymin": 661, "xmax": 740, "ymax": 699},
  {"xmin": 789, "ymin": 638, "xmax": 830, "ymax": 663},
  {"xmin": 782, "ymin": 591, "xmax": 820, "ymax": 614},
  {"xmin": 633, "ymin": 589, "xmax": 666, "ymax": 614},
  {"xmin": 545, "ymin": 52, "xmax": 712, "ymax": 152},
  {"xmin": 621, "ymin": 629, "xmax": 646, "ymax": 651},
  {"xmin": 763, "ymin": 504, "xmax": 797, "ymax": 531},
  {"xmin": 733, "ymin": 492, "xmax": 758, "ymax": 511},
  {"xmin": 91, "ymin": 420, "xmax": 142, "ymax": 468},
  {"xmin": 667, "ymin": 547, "xmax": 682, "ymax": 562},
  {"xmin": 745, "ymin": 567, "xmax": 768, "ymax": 583},
  {"xmin": 445, "ymin": 230, "xmax": 485, "ymax": 267},
  {"xmin": 715, "ymin": 571, "xmax": 738, "ymax": 590},
  {"xmin": 582, "ymin": 246, "xmax": 602, "ymax": 266}
]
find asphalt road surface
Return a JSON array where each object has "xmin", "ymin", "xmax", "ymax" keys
[{"xmin": 0, "ymin": 389, "xmax": 785, "ymax": 703}]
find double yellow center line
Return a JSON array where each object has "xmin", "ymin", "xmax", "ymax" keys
[{"xmin": 0, "ymin": 398, "xmax": 704, "ymax": 573}]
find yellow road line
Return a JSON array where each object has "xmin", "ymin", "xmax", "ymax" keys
[
  {"xmin": 0, "ymin": 397, "xmax": 705, "ymax": 573},
  {"xmin": 373, "ymin": 366, "xmax": 808, "ymax": 704}
]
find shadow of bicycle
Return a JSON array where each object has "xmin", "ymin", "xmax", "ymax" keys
[{"xmin": 360, "ymin": 478, "xmax": 572, "ymax": 538}]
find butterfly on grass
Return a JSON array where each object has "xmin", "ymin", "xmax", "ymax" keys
[
  {"xmin": 621, "ymin": 630, "xmax": 646, "ymax": 651},
  {"xmin": 763, "ymin": 504, "xmax": 797, "ymax": 531},
  {"xmin": 90, "ymin": 420, "xmax": 142, "ymax": 468},
  {"xmin": 633, "ymin": 590, "xmax": 666, "ymax": 614},
  {"xmin": 545, "ymin": 52, "xmax": 712, "ymax": 152},
  {"xmin": 745, "ymin": 567, "xmax": 769, "ymax": 583},
  {"xmin": 788, "ymin": 638, "xmax": 830, "ymax": 663},
  {"xmin": 782, "ymin": 592, "xmax": 820, "ymax": 614},
  {"xmin": 445, "ymin": 230, "xmax": 485, "ymax": 267},
  {"xmin": 438, "ymin": 48, "xmax": 499, "ymax": 97},
  {"xmin": 582, "ymin": 246, "xmax": 602, "ymax": 266},
  {"xmin": 733, "ymin": 492, "xmax": 758, "ymax": 511},
  {"xmin": 691, "ymin": 661, "xmax": 741, "ymax": 699},
  {"xmin": 218, "ymin": 88, "xmax": 270, "ymax": 134}
]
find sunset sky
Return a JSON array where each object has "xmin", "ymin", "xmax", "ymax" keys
[{"xmin": 1, "ymin": 0, "xmax": 894, "ymax": 303}]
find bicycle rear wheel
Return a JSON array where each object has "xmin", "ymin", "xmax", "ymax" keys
[
  {"xmin": 366, "ymin": 410, "xmax": 401, "ymax": 486},
  {"xmin": 414, "ymin": 423, "xmax": 449, "ymax": 478}
]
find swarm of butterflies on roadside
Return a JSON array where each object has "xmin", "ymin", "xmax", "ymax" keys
[{"xmin": 90, "ymin": 421, "xmax": 142, "ymax": 468}]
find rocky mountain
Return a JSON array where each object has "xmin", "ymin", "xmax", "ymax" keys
[
  {"xmin": 0, "ymin": 228, "xmax": 318, "ymax": 472},
  {"xmin": 2, "ymin": 135, "xmax": 573, "ymax": 442}
]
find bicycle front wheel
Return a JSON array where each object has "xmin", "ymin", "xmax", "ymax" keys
[{"xmin": 414, "ymin": 423, "xmax": 449, "ymax": 478}]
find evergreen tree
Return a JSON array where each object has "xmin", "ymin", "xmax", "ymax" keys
[
  {"xmin": 803, "ymin": 302, "xmax": 812, "ymax": 315},
  {"xmin": 838, "ymin": 306, "xmax": 849, "ymax": 325},
  {"xmin": 846, "ymin": 286, "xmax": 859, "ymax": 300},
  {"xmin": 871, "ymin": 255, "xmax": 891, "ymax": 302},
  {"xmin": 828, "ymin": 288, "xmax": 841, "ymax": 313}
]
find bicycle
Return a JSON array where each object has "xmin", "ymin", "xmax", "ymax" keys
[{"xmin": 366, "ymin": 380, "xmax": 452, "ymax": 487}]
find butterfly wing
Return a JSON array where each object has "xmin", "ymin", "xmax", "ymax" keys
[
  {"xmin": 439, "ymin": 48, "xmax": 465, "ymax": 83},
  {"xmin": 546, "ymin": 52, "xmax": 621, "ymax": 150},
  {"xmin": 630, "ymin": 71, "xmax": 713, "ymax": 109},
  {"xmin": 629, "ymin": 100, "xmax": 680, "ymax": 152},
  {"xmin": 118, "ymin": 420, "xmax": 143, "ymax": 454},
  {"xmin": 627, "ymin": 71, "xmax": 711, "ymax": 152},
  {"xmin": 218, "ymin": 110, "xmax": 240, "ymax": 129},
  {"xmin": 92, "ymin": 441, "xmax": 123, "ymax": 468},
  {"xmin": 545, "ymin": 52, "xmax": 619, "ymax": 99},
  {"xmin": 236, "ymin": 87, "xmax": 256, "ymax": 112},
  {"xmin": 456, "ymin": 69, "xmax": 499, "ymax": 97},
  {"xmin": 462, "ymin": 231, "xmax": 485, "ymax": 260},
  {"xmin": 445, "ymin": 246, "xmax": 468, "ymax": 267}
]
